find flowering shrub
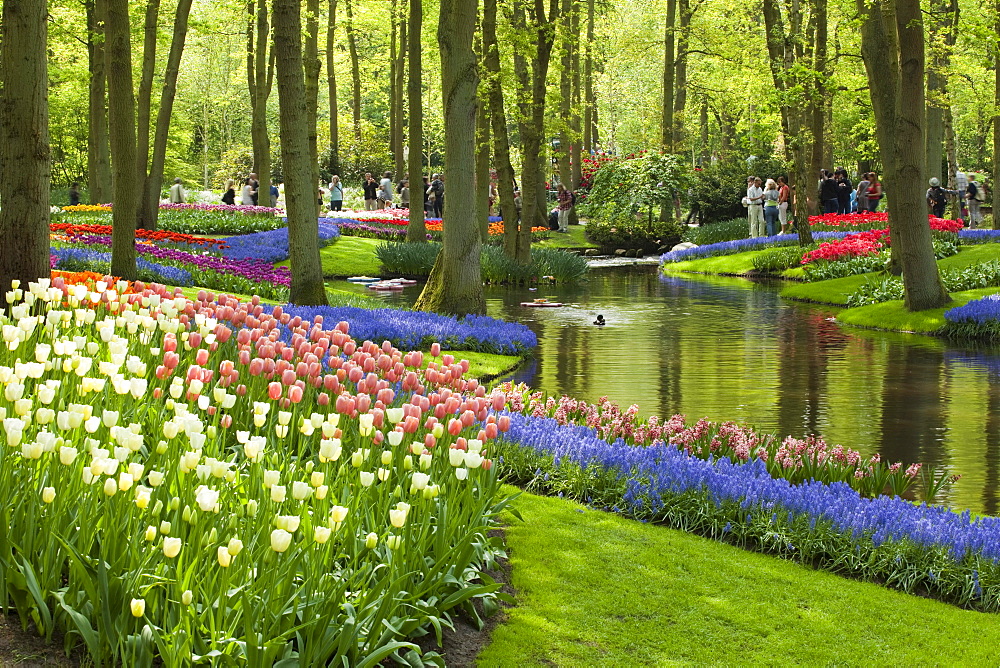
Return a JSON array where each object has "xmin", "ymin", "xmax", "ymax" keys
[
  {"xmin": 0, "ymin": 278, "xmax": 510, "ymax": 664},
  {"xmin": 491, "ymin": 412, "xmax": 998, "ymax": 611}
]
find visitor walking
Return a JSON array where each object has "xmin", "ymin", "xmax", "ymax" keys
[
  {"xmin": 400, "ymin": 180, "xmax": 410, "ymax": 209},
  {"xmin": 762, "ymin": 179, "xmax": 780, "ymax": 236},
  {"xmin": 777, "ymin": 176, "xmax": 791, "ymax": 234},
  {"xmin": 513, "ymin": 189, "xmax": 523, "ymax": 223},
  {"xmin": 240, "ymin": 177, "xmax": 255, "ymax": 205},
  {"xmin": 169, "ymin": 177, "xmax": 186, "ymax": 203},
  {"xmin": 819, "ymin": 170, "xmax": 839, "ymax": 214},
  {"xmin": 855, "ymin": 173, "xmax": 870, "ymax": 214},
  {"xmin": 222, "ymin": 179, "xmax": 236, "ymax": 205},
  {"xmin": 328, "ymin": 175, "xmax": 344, "ymax": 212},
  {"xmin": 379, "ymin": 171, "xmax": 393, "ymax": 209},
  {"xmin": 270, "ymin": 180, "xmax": 279, "ymax": 208},
  {"xmin": 429, "ymin": 173, "xmax": 444, "ymax": 218},
  {"xmin": 249, "ymin": 173, "xmax": 260, "ymax": 205},
  {"xmin": 422, "ymin": 176, "xmax": 432, "ymax": 215},
  {"xmin": 926, "ymin": 177, "xmax": 957, "ymax": 218},
  {"xmin": 746, "ymin": 176, "xmax": 765, "ymax": 238},
  {"xmin": 967, "ymin": 174, "xmax": 985, "ymax": 228},
  {"xmin": 556, "ymin": 183, "xmax": 574, "ymax": 233},
  {"xmin": 68, "ymin": 182, "xmax": 81, "ymax": 206},
  {"xmin": 835, "ymin": 169, "xmax": 853, "ymax": 214},
  {"xmin": 867, "ymin": 173, "xmax": 883, "ymax": 211},
  {"xmin": 362, "ymin": 173, "xmax": 378, "ymax": 211}
]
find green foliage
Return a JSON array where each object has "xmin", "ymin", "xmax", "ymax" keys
[
  {"xmin": 690, "ymin": 155, "xmax": 787, "ymax": 224},
  {"xmin": 375, "ymin": 242, "xmax": 587, "ymax": 285},
  {"xmin": 803, "ymin": 253, "xmax": 887, "ymax": 282},
  {"xmin": 750, "ymin": 246, "xmax": 811, "ymax": 273},
  {"xmin": 847, "ymin": 260, "xmax": 1000, "ymax": 308},
  {"xmin": 583, "ymin": 152, "xmax": 687, "ymax": 227},
  {"xmin": 585, "ymin": 218, "xmax": 683, "ymax": 252},
  {"xmin": 681, "ymin": 218, "xmax": 751, "ymax": 245}
]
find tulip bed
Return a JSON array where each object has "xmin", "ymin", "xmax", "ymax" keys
[
  {"xmin": 0, "ymin": 277, "xmax": 513, "ymax": 665},
  {"xmin": 490, "ymin": 411, "xmax": 1000, "ymax": 611},
  {"xmin": 58, "ymin": 203, "xmax": 284, "ymax": 235}
]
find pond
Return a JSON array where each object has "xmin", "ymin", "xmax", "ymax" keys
[{"xmin": 333, "ymin": 265, "xmax": 1000, "ymax": 514}]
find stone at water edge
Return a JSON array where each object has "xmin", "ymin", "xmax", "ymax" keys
[
  {"xmin": 670, "ymin": 241, "xmax": 698, "ymax": 252},
  {"xmin": 614, "ymin": 249, "xmax": 628, "ymax": 256},
  {"xmin": 583, "ymin": 248, "xmax": 602, "ymax": 257}
]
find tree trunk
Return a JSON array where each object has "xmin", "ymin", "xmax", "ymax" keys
[
  {"xmin": 569, "ymin": 0, "xmax": 582, "ymax": 191},
  {"xmin": 86, "ymin": 0, "xmax": 112, "ymax": 203},
  {"xmin": 994, "ymin": 0, "xmax": 1000, "ymax": 226},
  {"xmin": 135, "ymin": 0, "xmax": 161, "ymax": 225},
  {"xmin": 661, "ymin": 0, "xmax": 675, "ymax": 150},
  {"xmin": 583, "ymin": 0, "xmax": 595, "ymax": 154},
  {"xmin": 273, "ymin": 0, "xmax": 328, "ymax": 306},
  {"xmin": 514, "ymin": 0, "xmax": 559, "ymax": 254},
  {"xmin": 405, "ymin": 0, "xmax": 426, "ymax": 243},
  {"xmin": 925, "ymin": 0, "xmax": 958, "ymax": 183},
  {"xmin": 413, "ymin": 0, "xmax": 484, "ymax": 315},
  {"xmin": 858, "ymin": 0, "xmax": 949, "ymax": 310},
  {"xmin": 475, "ymin": 70, "xmax": 491, "ymax": 244},
  {"xmin": 395, "ymin": 0, "xmax": 408, "ymax": 179},
  {"xmin": 326, "ymin": 0, "xmax": 340, "ymax": 174},
  {"xmin": 672, "ymin": 0, "xmax": 691, "ymax": 148},
  {"xmin": 139, "ymin": 0, "xmax": 194, "ymax": 232},
  {"xmin": 390, "ymin": 0, "xmax": 399, "ymax": 175},
  {"xmin": 105, "ymin": 0, "xmax": 138, "ymax": 279},
  {"xmin": 809, "ymin": 0, "xmax": 827, "ymax": 191},
  {"xmin": 306, "ymin": 0, "xmax": 321, "ymax": 190},
  {"xmin": 484, "ymin": 0, "xmax": 519, "ymax": 258},
  {"xmin": 0, "ymin": 0, "xmax": 50, "ymax": 306},
  {"xmin": 557, "ymin": 0, "xmax": 573, "ymax": 186},
  {"xmin": 345, "ymin": 0, "xmax": 362, "ymax": 142},
  {"xmin": 699, "ymin": 99, "xmax": 709, "ymax": 164},
  {"xmin": 248, "ymin": 0, "xmax": 273, "ymax": 185}
]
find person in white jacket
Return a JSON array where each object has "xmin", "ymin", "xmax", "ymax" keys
[
  {"xmin": 168, "ymin": 178, "xmax": 186, "ymax": 203},
  {"xmin": 746, "ymin": 177, "xmax": 765, "ymax": 238}
]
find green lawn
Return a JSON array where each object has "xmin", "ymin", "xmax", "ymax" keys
[
  {"xmin": 663, "ymin": 249, "xmax": 772, "ymax": 275},
  {"xmin": 276, "ymin": 237, "xmax": 384, "ymax": 278},
  {"xmin": 480, "ymin": 489, "xmax": 1000, "ymax": 667},
  {"xmin": 534, "ymin": 225, "xmax": 597, "ymax": 250},
  {"xmin": 836, "ymin": 287, "xmax": 1000, "ymax": 333},
  {"xmin": 436, "ymin": 351, "xmax": 523, "ymax": 380}
]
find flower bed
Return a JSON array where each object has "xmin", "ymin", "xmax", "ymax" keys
[
  {"xmin": 660, "ymin": 231, "xmax": 849, "ymax": 264},
  {"xmin": 51, "ymin": 221, "xmax": 227, "ymax": 249},
  {"xmin": 491, "ymin": 411, "xmax": 998, "ymax": 611},
  {"xmin": 221, "ymin": 220, "xmax": 341, "ymax": 263},
  {"xmin": 58, "ymin": 203, "xmax": 283, "ymax": 235},
  {"xmin": 270, "ymin": 304, "xmax": 537, "ymax": 355},
  {"xmin": 0, "ymin": 278, "xmax": 509, "ymax": 665},
  {"xmin": 808, "ymin": 212, "xmax": 963, "ymax": 234},
  {"xmin": 801, "ymin": 229, "xmax": 890, "ymax": 264},
  {"xmin": 50, "ymin": 247, "xmax": 194, "ymax": 286}
]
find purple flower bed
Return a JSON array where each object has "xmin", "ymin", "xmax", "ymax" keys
[
  {"xmin": 158, "ymin": 202, "xmax": 280, "ymax": 216},
  {"xmin": 944, "ymin": 293, "xmax": 1000, "ymax": 324},
  {"xmin": 494, "ymin": 412, "xmax": 1000, "ymax": 608},
  {"xmin": 221, "ymin": 220, "xmax": 341, "ymax": 263},
  {"xmin": 660, "ymin": 231, "xmax": 850, "ymax": 264},
  {"xmin": 958, "ymin": 229, "xmax": 1000, "ymax": 244},
  {"xmin": 268, "ymin": 304, "xmax": 537, "ymax": 355},
  {"xmin": 50, "ymin": 247, "xmax": 193, "ymax": 285},
  {"xmin": 67, "ymin": 234, "xmax": 291, "ymax": 286}
]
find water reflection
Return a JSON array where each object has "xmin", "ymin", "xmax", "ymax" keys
[{"xmin": 331, "ymin": 268, "xmax": 1000, "ymax": 514}]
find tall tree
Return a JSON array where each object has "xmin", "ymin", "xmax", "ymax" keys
[
  {"xmin": 858, "ymin": 0, "xmax": 949, "ymax": 310},
  {"xmin": 247, "ymin": 0, "xmax": 275, "ymax": 184},
  {"xmin": 661, "ymin": 0, "xmax": 676, "ymax": 150},
  {"xmin": 808, "ymin": 0, "xmax": 828, "ymax": 194},
  {"xmin": 556, "ymin": 0, "xmax": 574, "ymax": 188},
  {"xmin": 994, "ymin": 0, "xmax": 1000, "ymax": 223},
  {"xmin": 345, "ymin": 0, "xmax": 363, "ymax": 142},
  {"xmin": 305, "ymin": 0, "xmax": 322, "ymax": 190},
  {"xmin": 569, "ymin": 0, "xmax": 582, "ymax": 190},
  {"xmin": 405, "ymin": 0, "xmax": 426, "ymax": 243},
  {"xmin": 85, "ymin": 0, "xmax": 111, "ymax": 203},
  {"xmin": 672, "ymin": 0, "xmax": 695, "ymax": 148},
  {"xmin": 390, "ymin": 0, "xmax": 400, "ymax": 174},
  {"xmin": 394, "ymin": 0, "xmax": 408, "ymax": 179},
  {"xmin": 273, "ymin": 0, "xmax": 329, "ymax": 306},
  {"xmin": 0, "ymin": 0, "xmax": 50, "ymax": 304},
  {"xmin": 326, "ymin": 0, "xmax": 341, "ymax": 174},
  {"xmin": 925, "ymin": 0, "xmax": 959, "ymax": 183},
  {"xmin": 582, "ymin": 0, "xmax": 595, "ymax": 154},
  {"xmin": 135, "ymin": 0, "xmax": 162, "ymax": 220},
  {"xmin": 484, "ymin": 0, "xmax": 521, "ymax": 259},
  {"xmin": 413, "ymin": 0, "xmax": 484, "ymax": 315},
  {"xmin": 105, "ymin": 0, "xmax": 138, "ymax": 278},
  {"xmin": 138, "ymin": 0, "xmax": 194, "ymax": 231}
]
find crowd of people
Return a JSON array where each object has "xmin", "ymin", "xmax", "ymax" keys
[{"xmin": 744, "ymin": 167, "xmax": 991, "ymax": 237}]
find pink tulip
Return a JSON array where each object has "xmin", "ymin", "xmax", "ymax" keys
[{"xmin": 268, "ymin": 382, "xmax": 282, "ymax": 400}]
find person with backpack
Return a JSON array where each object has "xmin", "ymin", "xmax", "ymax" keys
[
  {"xmin": 967, "ymin": 174, "xmax": 986, "ymax": 228},
  {"xmin": 428, "ymin": 173, "xmax": 444, "ymax": 218},
  {"xmin": 926, "ymin": 177, "xmax": 957, "ymax": 219}
]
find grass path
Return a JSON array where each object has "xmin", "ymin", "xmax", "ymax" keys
[
  {"xmin": 480, "ymin": 488, "xmax": 1000, "ymax": 666},
  {"xmin": 275, "ymin": 237, "xmax": 384, "ymax": 278}
]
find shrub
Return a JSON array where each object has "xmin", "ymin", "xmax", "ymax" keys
[
  {"xmin": 532, "ymin": 247, "xmax": 588, "ymax": 283},
  {"xmin": 689, "ymin": 155, "xmax": 787, "ymax": 224},
  {"xmin": 751, "ymin": 246, "xmax": 811, "ymax": 273},
  {"xmin": 585, "ymin": 218, "xmax": 683, "ymax": 253},
  {"xmin": 374, "ymin": 241, "xmax": 441, "ymax": 276},
  {"xmin": 681, "ymin": 218, "xmax": 751, "ymax": 245},
  {"xmin": 581, "ymin": 152, "xmax": 687, "ymax": 228}
]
